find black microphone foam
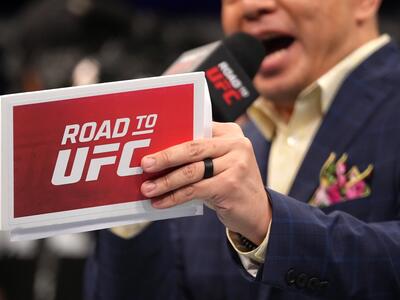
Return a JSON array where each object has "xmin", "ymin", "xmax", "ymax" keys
[
  {"xmin": 164, "ymin": 32, "xmax": 266, "ymax": 122},
  {"xmin": 223, "ymin": 32, "xmax": 265, "ymax": 80}
]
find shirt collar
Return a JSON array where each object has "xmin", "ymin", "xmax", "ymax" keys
[{"xmin": 317, "ymin": 34, "xmax": 391, "ymax": 113}]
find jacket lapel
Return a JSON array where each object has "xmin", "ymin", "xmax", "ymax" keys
[
  {"xmin": 243, "ymin": 121, "xmax": 271, "ymax": 186},
  {"xmin": 289, "ymin": 42, "xmax": 399, "ymax": 202}
]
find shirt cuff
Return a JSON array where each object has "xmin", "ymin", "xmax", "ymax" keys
[
  {"xmin": 110, "ymin": 222, "xmax": 151, "ymax": 239},
  {"xmin": 226, "ymin": 220, "xmax": 272, "ymax": 276}
]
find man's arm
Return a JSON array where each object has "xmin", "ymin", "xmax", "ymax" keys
[{"xmin": 229, "ymin": 189, "xmax": 400, "ymax": 299}]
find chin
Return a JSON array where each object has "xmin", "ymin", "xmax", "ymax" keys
[{"xmin": 254, "ymin": 72, "xmax": 309, "ymax": 103}]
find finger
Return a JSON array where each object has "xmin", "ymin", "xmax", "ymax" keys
[
  {"xmin": 141, "ymin": 155, "xmax": 228, "ymax": 198},
  {"xmin": 150, "ymin": 172, "xmax": 226, "ymax": 209},
  {"xmin": 212, "ymin": 122, "xmax": 244, "ymax": 138},
  {"xmin": 141, "ymin": 137, "xmax": 233, "ymax": 173}
]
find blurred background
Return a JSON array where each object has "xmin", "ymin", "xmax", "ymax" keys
[{"xmin": 0, "ymin": 1, "xmax": 399, "ymax": 300}]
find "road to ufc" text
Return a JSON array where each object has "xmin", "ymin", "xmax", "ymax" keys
[{"xmin": 51, "ymin": 114, "xmax": 158, "ymax": 186}]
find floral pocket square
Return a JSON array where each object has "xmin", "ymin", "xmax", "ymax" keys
[{"xmin": 309, "ymin": 153, "xmax": 373, "ymax": 208}]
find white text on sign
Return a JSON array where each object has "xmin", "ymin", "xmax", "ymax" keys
[{"xmin": 51, "ymin": 115, "xmax": 158, "ymax": 186}]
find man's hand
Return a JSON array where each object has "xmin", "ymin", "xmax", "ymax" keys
[{"xmin": 140, "ymin": 122, "xmax": 271, "ymax": 245}]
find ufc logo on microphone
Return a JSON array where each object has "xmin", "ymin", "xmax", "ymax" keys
[
  {"xmin": 206, "ymin": 61, "xmax": 250, "ymax": 106},
  {"xmin": 51, "ymin": 115, "xmax": 157, "ymax": 186}
]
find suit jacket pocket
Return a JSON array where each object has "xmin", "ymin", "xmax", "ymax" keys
[{"xmin": 321, "ymin": 195, "xmax": 372, "ymax": 220}]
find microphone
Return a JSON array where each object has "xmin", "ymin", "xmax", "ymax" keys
[{"xmin": 164, "ymin": 32, "xmax": 265, "ymax": 122}]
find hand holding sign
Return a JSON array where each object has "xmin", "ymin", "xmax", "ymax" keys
[{"xmin": 140, "ymin": 122, "xmax": 271, "ymax": 245}]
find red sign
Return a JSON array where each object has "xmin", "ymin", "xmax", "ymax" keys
[{"xmin": 13, "ymin": 84, "xmax": 194, "ymax": 217}]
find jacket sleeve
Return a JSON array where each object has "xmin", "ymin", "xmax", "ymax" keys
[
  {"xmin": 233, "ymin": 189, "xmax": 400, "ymax": 299},
  {"xmin": 84, "ymin": 220, "xmax": 185, "ymax": 300}
]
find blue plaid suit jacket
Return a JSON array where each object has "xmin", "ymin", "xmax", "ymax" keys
[{"xmin": 85, "ymin": 42, "xmax": 400, "ymax": 300}]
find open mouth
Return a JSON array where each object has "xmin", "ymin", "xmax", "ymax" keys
[{"xmin": 262, "ymin": 35, "xmax": 295, "ymax": 57}]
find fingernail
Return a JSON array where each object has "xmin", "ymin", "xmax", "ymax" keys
[
  {"xmin": 142, "ymin": 181, "xmax": 156, "ymax": 195},
  {"xmin": 151, "ymin": 199, "xmax": 164, "ymax": 208},
  {"xmin": 142, "ymin": 157, "xmax": 155, "ymax": 170}
]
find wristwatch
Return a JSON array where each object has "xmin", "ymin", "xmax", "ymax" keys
[{"xmin": 237, "ymin": 233, "xmax": 258, "ymax": 251}]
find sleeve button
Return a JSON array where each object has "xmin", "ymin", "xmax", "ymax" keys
[
  {"xmin": 295, "ymin": 273, "xmax": 309, "ymax": 289},
  {"xmin": 285, "ymin": 268, "xmax": 296, "ymax": 286},
  {"xmin": 320, "ymin": 281, "xmax": 329, "ymax": 289},
  {"xmin": 307, "ymin": 277, "xmax": 320, "ymax": 291}
]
